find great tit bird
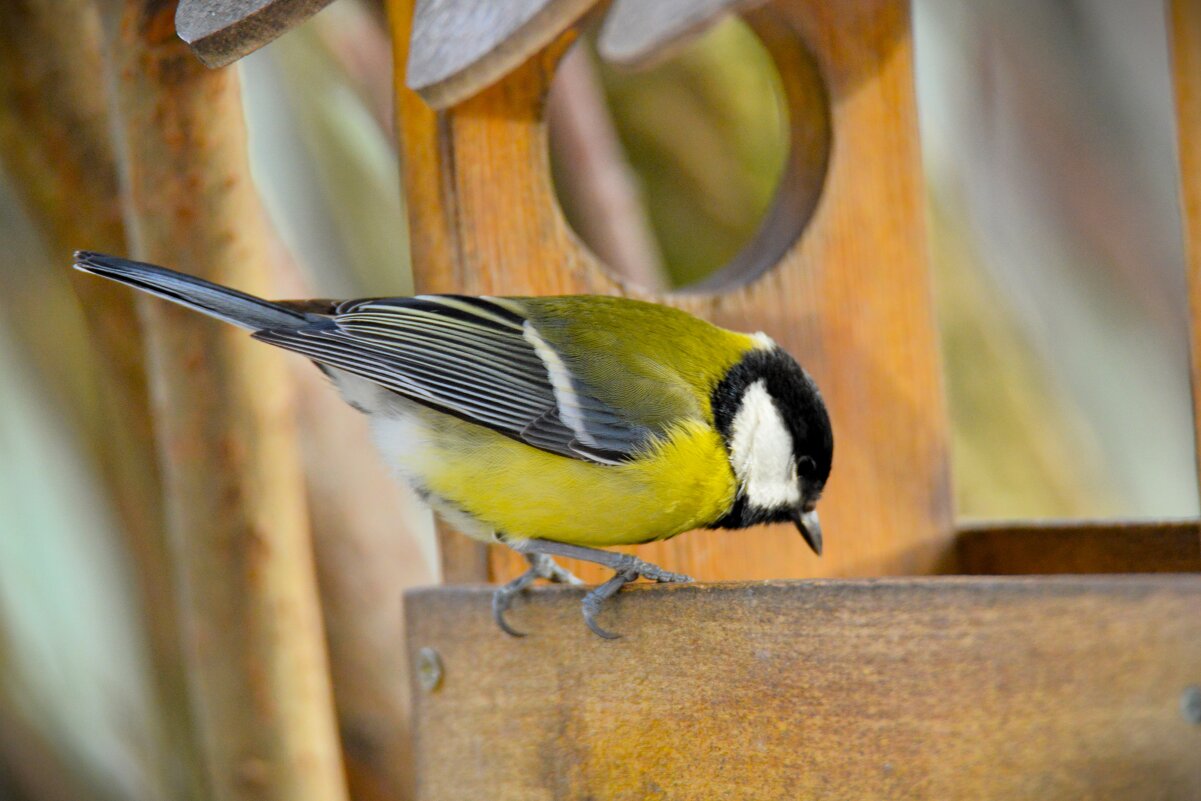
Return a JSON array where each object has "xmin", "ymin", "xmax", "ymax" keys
[{"xmin": 74, "ymin": 251, "xmax": 833, "ymax": 638}]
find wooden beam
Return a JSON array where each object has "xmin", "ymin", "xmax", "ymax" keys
[
  {"xmin": 0, "ymin": 3, "xmax": 204, "ymax": 796},
  {"xmin": 958, "ymin": 520, "xmax": 1201, "ymax": 575},
  {"xmin": 388, "ymin": 0, "xmax": 491, "ymax": 582},
  {"xmin": 405, "ymin": 577, "xmax": 1201, "ymax": 800},
  {"xmin": 104, "ymin": 3, "xmax": 348, "ymax": 800},
  {"xmin": 1168, "ymin": 0, "xmax": 1201, "ymax": 524}
]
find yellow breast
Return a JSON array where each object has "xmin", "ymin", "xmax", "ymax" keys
[{"xmin": 379, "ymin": 406, "xmax": 737, "ymax": 546}]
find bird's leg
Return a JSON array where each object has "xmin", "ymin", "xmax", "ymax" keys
[
  {"xmin": 491, "ymin": 552, "xmax": 584, "ymax": 637},
  {"xmin": 511, "ymin": 538, "xmax": 693, "ymax": 638},
  {"xmin": 513, "ymin": 538, "xmax": 693, "ymax": 583},
  {"xmin": 531, "ymin": 552, "xmax": 585, "ymax": 586}
]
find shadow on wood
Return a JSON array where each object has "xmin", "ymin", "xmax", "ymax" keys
[{"xmin": 958, "ymin": 520, "xmax": 1201, "ymax": 575}]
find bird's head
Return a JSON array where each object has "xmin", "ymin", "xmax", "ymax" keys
[{"xmin": 709, "ymin": 340, "xmax": 833, "ymax": 556}]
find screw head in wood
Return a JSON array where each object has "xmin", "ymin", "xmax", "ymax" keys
[{"xmin": 416, "ymin": 647, "xmax": 444, "ymax": 692}]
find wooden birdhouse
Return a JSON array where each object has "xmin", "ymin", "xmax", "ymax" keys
[{"xmin": 165, "ymin": 0, "xmax": 1201, "ymax": 798}]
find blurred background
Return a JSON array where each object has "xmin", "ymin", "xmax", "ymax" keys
[{"xmin": 0, "ymin": 0, "xmax": 1195, "ymax": 797}]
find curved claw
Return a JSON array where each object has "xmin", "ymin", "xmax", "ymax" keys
[
  {"xmin": 492, "ymin": 568, "xmax": 540, "ymax": 637},
  {"xmin": 492, "ymin": 590, "xmax": 528, "ymax": 638},
  {"xmin": 584, "ymin": 612, "xmax": 621, "ymax": 640},
  {"xmin": 580, "ymin": 572, "xmax": 634, "ymax": 639}
]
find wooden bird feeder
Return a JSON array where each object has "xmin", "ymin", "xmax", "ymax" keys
[{"xmin": 174, "ymin": 0, "xmax": 1201, "ymax": 797}]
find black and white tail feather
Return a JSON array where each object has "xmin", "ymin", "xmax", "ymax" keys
[{"xmin": 73, "ymin": 251, "xmax": 644, "ymax": 465}]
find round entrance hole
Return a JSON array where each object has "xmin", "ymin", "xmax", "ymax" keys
[{"xmin": 547, "ymin": 12, "xmax": 830, "ymax": 293}]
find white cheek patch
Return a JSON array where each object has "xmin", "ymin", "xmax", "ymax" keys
[{"xmin": 729, "ymin": 380, "xmax": 801, "ymax": 509}]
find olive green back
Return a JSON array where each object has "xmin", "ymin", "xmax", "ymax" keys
[{"xmin": 515, "ymin": 296, "xmax": 758, "ymax": 431}]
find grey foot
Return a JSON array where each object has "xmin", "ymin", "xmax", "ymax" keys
[
  {"xmin": 579, "ymin": 553, "xmax": 692, "ymax": 639},
  {"xmin": 507, "ymin": 539, "xmax": 692, "ymax": 639},
  {"xmin": 492, "ymin": 553, "xmax": 584, "ymax": 637}
]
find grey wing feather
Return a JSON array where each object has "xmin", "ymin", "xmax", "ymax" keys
[{"xmin": 252, "ymin": 296, "xmax": 654, "ymax": 464}]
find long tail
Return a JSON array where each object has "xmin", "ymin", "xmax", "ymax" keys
[{"xmin": 73, "ymin": 251, "xmax": 308, "ymax": 332}]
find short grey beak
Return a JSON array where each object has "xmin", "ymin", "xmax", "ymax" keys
[{"xmin": 793, "ymin": 509, "xmax": 822, "ymax": 556}]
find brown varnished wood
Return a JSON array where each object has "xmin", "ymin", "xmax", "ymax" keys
[
  {"xmin": 175, "ymin": 0, "xmax": 337, "ymax": 68},
  {"xmin": 957, "ymin": 520, "xmax": 1201, "ymax": 575},
  {"xmin": 405, "ymin": 578, "xmax": 1201, "ymax": 800},
  {"xmin": 390, "ymin": 0, "xmax": 953, "ymax": 584},
  {"xmin": 105, "ymin": 4, "xmax": 348, "ymax": 800},
  {"xmin": 1169, "ymin": 0, "xmax": 1201, "ymax": 529},
  {"xmin": 390, "ymin": 0, "xmax": 492, "ymax": 581}
]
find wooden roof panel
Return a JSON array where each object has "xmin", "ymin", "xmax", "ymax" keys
[
  {"xmin": 598, "ymin": 0, "xmax": 761, "ymax": 68},
  {"xmin": 406, "ymin": 0, "xmax": 599, "ymax": 108},
  {"xmin": 176, "ymin": 0, "xmax": 337, "ymax": 68}
]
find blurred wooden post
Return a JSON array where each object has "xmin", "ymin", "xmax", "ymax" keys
[
  {"xmin": 389, "ymin": 0, "xmax": 952, "ymax": 584},
  {"xmin": 103, "ymin": 3, "xmax": 349, "ymax": 801},
  {"xmin": 0, "ymin": 2, "xmax": 204, "ymax": 797},
  {"xmin": 386, "ymin": 0, "xmax": 496, "ymax": 583},
  {"xmin": 1169, "ymin": 0, "xmax": 1201, "ymax": 522}
]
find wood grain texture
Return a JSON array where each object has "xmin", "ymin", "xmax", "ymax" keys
[
  {"xmin": 390, "ymin": 0, "xmax": 490, "ymax": 581},
  {"xmin": 599, "ymin": 0, "xmax": 760, "ymax": 68},
  {"xmin": 176, "ymin": 0, "xmax": 337, "ymax": 68},
  {"xmin": 405, "ymin": 0, "xmax": 598, "ymax": 108},
  {"xmin": 1169, "ymin": 0, "xmax": 1201, "ymax": 522},
  {"xmin": 0, "ymin": 3, "xmax": 205, "ymax": 797},
  {"xmin": 406, "ymin": 578, "xmax": 1201, "ymax": 800},
  {"xmin": 106, "ymin": 4, "xmax": 348, "ymax": 800},
  {"xmin": 957, "ymin": 520, "xmax": 1201, "ymax": 574},
  {"xmin": 390, "ymin": 0, "xmax": 952, "ymax": 584}
]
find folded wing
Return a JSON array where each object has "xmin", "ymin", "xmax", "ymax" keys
[{"xmin": 253, "ymin": 295, "xmax": 656, "ymax": 464}]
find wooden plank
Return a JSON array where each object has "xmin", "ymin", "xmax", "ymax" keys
[
  {"xmin": 958, "ymin": 520, "xmax": 1201, "ymax": 575},
  {"xmin": 176, "ymin": 0, "xmax": 337, "ymax": 68},
  {"xmin": 405, "ymin": 0, "xmax": 598, "ymax": 108},
  {"xmin": 406, "ymin": 577, "xmax": 1201, "ymax": 800},
  {"xmin": 1169, "ymin": 0, "xmax": 1201, "ymax": 520},
  {"xmin": 105, "ymin": 3, "xmax": 348, "ymax": 800},
  {"xmin": 389, "ymin": 0, "xmax": 953, "ymax": 584}
]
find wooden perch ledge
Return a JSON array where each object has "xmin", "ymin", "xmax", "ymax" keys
[{"xmin": 406, "ymin": 577, "xmax": 1201, "ymax": 800}]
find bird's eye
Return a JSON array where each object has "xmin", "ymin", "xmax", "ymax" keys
[{"xmin": 797, "ymin": 455, "xmax": 817, "ymax": 481}]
